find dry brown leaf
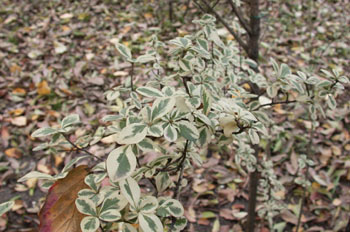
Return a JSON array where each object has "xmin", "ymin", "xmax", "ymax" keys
[
  {"xmin": 5, "ymin": 148, "xmax": 22, "ymax": 159},
  {"xmin": 12, "ymin": 88, "xmax": 26, "ymax": 95},
  {"xmin": 37, "ymin": 80, "xmax": 51, "ymax": 96},
  {"xmin": 39, "ymin": 165, "xmax": 89, "ymax": 232}
]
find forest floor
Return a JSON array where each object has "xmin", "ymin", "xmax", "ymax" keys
[{"xmin": 0, "ymin": 0, "xmax": 349, "ymax": 231}]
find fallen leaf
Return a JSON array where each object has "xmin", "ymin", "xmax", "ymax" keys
[
  {"xmin": 9, "ymin": 108, "xmax": 25, "ymax": 116},
  {"xmin": 39, "ymin": 165, "xmax": 90, "ymax": 232},
  {"xmin": 5, "ymin": 148, "xmax": 22, "ymax": 159},
  {"xmin": 12, "ymin": 88, "xmax": 26, "ymax": 95},
  {"xmin": 11, "ymin": 116, "xmax": 27, "ymax": 126},
  {"xmin": 37, "ymin": 81, "xmax": 51, "ymax": 96},
  {"xmin": 54, "ymin": 41, "xmax": 67, "ymax": 54}
]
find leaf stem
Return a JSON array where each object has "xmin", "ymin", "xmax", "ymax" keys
[{"xmin": 61, "ymin": 133, "xmax": 103, "ymax": 161}]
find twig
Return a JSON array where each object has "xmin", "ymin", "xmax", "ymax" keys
[
  {"xmin": 130, "ymin": 62, "xmax": 134, "ymax": 91},
  {"xmin": 246, "ymin": 144, "xmax": 260, "ymax": 232},
  {"xmin": 227, "ymin": 0, "xmax": 251, "ymax": 34},
  {"xmin": 254, "ymin": 100, "xmax": 297, "ymax": 111},
  {"xmin": 174, "ymin": 140, "xmax": 189, "ymax": 199},
  {"xmin": 182, "ymin": 76, "xmax": 192, "ymax": 97},
  {"xmin": 61, "ymin": 133, "xmax": 103, "ymax": 161},
  {"xmin": 194, "ymin": 0, "xmax": 249, "ymax": 54},
  {"xmin": 295, "ymin": 121, "xmax": 314, "ymax": 232}
]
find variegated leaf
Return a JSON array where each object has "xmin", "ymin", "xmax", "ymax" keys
[
  {"xmin": 156, "ymin": 199, "xmax": 184, "ymax": 217},
  {"xmin": 178, "ymin": 121, "xmax": 199, "ymax": 141},
  {"xmin": 155, "ymin": 172, "xmax": 172, "ymax": 193},
  {"xmin": 137, "ymin": 138, "xmax": 155, "ymax": 152},
  {"xmin": 75, "ymin": 197, "xmax": 97, "ymax": 216},
  {"xmin": 120, "ymin": 177, "xmax": 140, "ymax": 209},
  {"xmin": 122, "ymin": 223, "xmax": 138, "ymax": 232},
  {"xmin": 173, "ymin": 217, "xmax": 188, "ymax": 231},
  {"xmin": 139, "ymin": 196, "xmax": 158, "ymax": 214},
  {"xmin": 116, "ymin": 123, "xmax": 148, "ymax": 145},
  {"xmin": 80, "ymin": 216, "xmax": 99, "ymax": 232},
  {"xmin": 61, "ymin": 114, "xmax": 80, "ymax": 129},
  {"xmin": 0, "ymin": 201, "xmax": 14, "ymax": 216},
  {"xmin": 201, "ymin": 87, "xmax": 212, "ymax": 115},
  {"xmin": 136, "ymin": 86, "xmax": 163, "ymax": 98},
  {"xmin": 107, "ymin": 146, "xmax": 137, "ymax": 182},
  {"xmin": 138, "ymin": 213, "xmax": 163, "ymax": 232},
  {"xmin": 99, "ymin": 191, "xmax": 128, "ymax": 221},
  {"xmin": 31, "ymin": 127, "xmax": 58, "ymax": 137},
  {"xmin": 18, "ymin": 171, "xmax": 55, "ymax": 182},
  {"xmin": 147, "ymin": 123, "xmax": 163, "ymax": 137},
  {"xmin": 151, "ymin": 97, "xmax": 176, "ymax": 121},
  {"xmin": 164, "ymin": 124, "xmax": 178, "ymax": 142},
  {"xmin": 116, "ymin": 43, "xmax": 132, "ymax": 61}
]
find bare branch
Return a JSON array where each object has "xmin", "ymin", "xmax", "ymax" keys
[
  {"xmin": 194, "ymin": 0, "xmax": 249, "ymax": 54},
  {"xmin": 227, "ymin": 0, "xmax": 251, "ymax": 34},
  {"xmin": 254, "ymin": 100, "xmax": 297, "ymax": 111},
  {"xmin": 61, "ymin": 133, "xmax": 103, "ymax": 161}
]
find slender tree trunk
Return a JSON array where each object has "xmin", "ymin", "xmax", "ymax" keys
[
  {"xmin": 248, "ymin": 0, "xmax": 260, "ymax": 62},
  {"xmin": 246, "ymin": 145, "xmax": 260, "ymax": 232}
]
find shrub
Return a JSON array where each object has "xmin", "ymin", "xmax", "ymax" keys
[{"xmin": 6, "ymin": 14, "xmax": 347, "ymax": 231}]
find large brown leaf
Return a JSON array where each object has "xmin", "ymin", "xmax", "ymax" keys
[{"xmin": 39, "ymin": 165, "xmax": 90, "ymax": 232}]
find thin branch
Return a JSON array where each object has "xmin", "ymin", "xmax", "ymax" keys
[
  {"xmin": 246, "ymin": 144, "xmax": 260, "ymax": 232},
  {"xmin": 227, "ymin": 0, "xmax": 251, "ymax": 34},
  {"xmin": 296, "ymin": 121, "xmax": 314, "ymax": 232},
  {"xmin": 61, "ymin": 133, "xmax": 103, "ymax": 161},
  {"xmin": 182, "ymin": 76, "xmax": 192, "ymax": 97},
  {"xmin": 174, "ymin": 140, "xmax": 189, "ymax": 199},
  {"xmin": 130, "ymin": 62, "xmax": 134, "ymax": 91},
  {"xmin": 194, "ymin": 0, "xmax": 249, "ymax": 54},
  {"xmin": 254, "ymin": 100, "xmax": 297, "ymax": 111}
]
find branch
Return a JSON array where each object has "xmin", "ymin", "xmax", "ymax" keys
[
  {"xmin": 174, "ymin": 140, "xmax": 189, "ymax": 199},
  {"xmin": 227, "ymin": 0, "xmax": 251, "ymax": 34},
  {"xmin": 254, "ymin": 100, "xmax": 297, "ymax": 111},
  {"xmin": 61, "ymin": 133, "xmax": 103, "ymax": 161},
  {"xmin": 296, "ymin": 121, "xmax": 314, "ymax": 232},
  {"xmin": 130, "ymin": 62, "xmax": 134, "ymax": 91},
  {"xmin": 194, "ymin": 0, "xmax": 249, "ymax": 54}
]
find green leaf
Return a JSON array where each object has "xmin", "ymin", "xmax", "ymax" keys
[
  {"xmin": 151, "ymin": 97, "xmax": 176, "ymax": 121},
  {"xmin": 61, "ymin": 114, "xmax": 80, "ymax": 129},
  {"xmin": 31, "ymin": 127, "xmax": 58, "ymax": 137},
  {"xmin": 0, "ymin": 201, "xmax": 14, "ymax": 216},
  {"xmin": 116, "ymin": 123, "xmax": 148, "ymax": 145},
  {"xmin": 136, "ymin": 86, "xmax": 163, "ymax": 98},
  {"xmin": 76, "ymin": 197, "xmax": 97, "ymax": 216},
  {"xmin": 138, "ymin": 213, "xmax": 163, "ymax": 232},
  {"xmin": 107, "ymin": 146, "xmax": 137, "ymax": 182},
  {"xmin": 80, "ymin": 216, "xmax": 100, "ymax": 232},
  {"xmin": 116, "ymin": 43, "xmax": 132, "ymax": 61},
  {"xmin": 120, "ymin": 177, "xmax": 140, "ymax": 209},
  {"xmin": 178, "ymin": 121, "xmax": 199, "ymax": 141}
]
